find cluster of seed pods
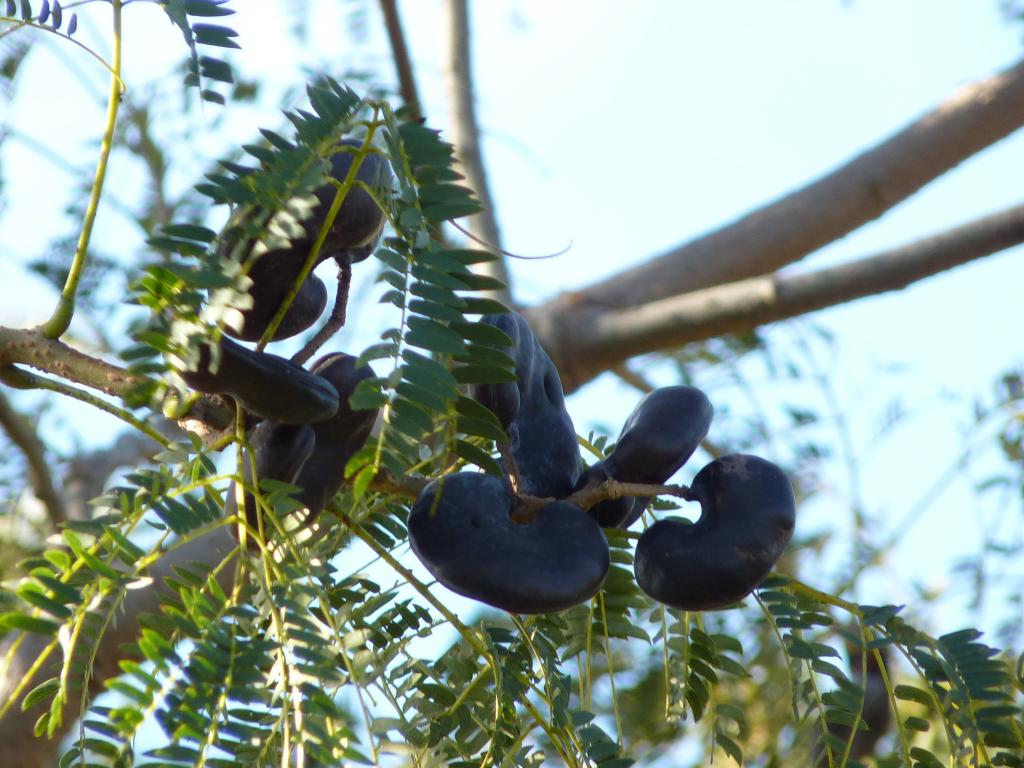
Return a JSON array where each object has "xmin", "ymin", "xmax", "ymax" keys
[
  {"xmin": 172, "ymin": 137, "xmax": 795, "ymax": 613},
  {"xmin": 174, "ymin": 140, "xmax": 392, "ymax": 533},
  {"xmin": 408, "ymin": 312, "xmax": 797, "ymax": 614}
]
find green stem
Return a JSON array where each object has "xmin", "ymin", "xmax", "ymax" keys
[
  {"xmin": 343, "ymin": 515, "xmax": 488, "ymax": 657},
  {"xmin": 257, "ymin": 121, "xmax": 381, "ymax": 349},
  {"xmin": 864, "ymin": 626, "xmax": 913, "ymax": 768},
  {"xmin": 597, "ymin": 592, "xmax": 624, "ymax": 744},
  {"xmin": 785, "ymin": 576, "xmax": 862, "ymax": 615},
  {"xmin": 5, "ymin": 365, "xmax": 172, "ymax": 448},
  {"xmin": 43, "ymin": 0, "xmax": 124, "ymax": 339}
]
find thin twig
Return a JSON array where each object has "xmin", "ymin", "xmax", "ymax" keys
[
  {"xmin": 442, "ymin": 0, "xmax": 512, "ymax": 305},
  {"xmin": 378, "ymin": 0, "xmax": 422, "ymax": 121},
  {"xmin": 497, "ymin": 440, "xmax": 522, "ymax": 495},
  {"xmin": 511, "ymin": 477, "xmax": 692, "ymax": 522},
  {"xmin": 43, "ymin": 0, "xmax": 125, "ymax": 339},
  {"xmin": 291, "ymin": 259, "xmax": 353, "ymax": 366},
  {"xmin": 2, "ymin": 365, "xmax": 172, "ymax": 448},
  {"xmin": 0, "ymin": 389, "xmax": 67, "ymax": 524}
]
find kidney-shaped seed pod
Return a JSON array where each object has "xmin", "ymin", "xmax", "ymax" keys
[
  {"xmin": 284, "ymin": 352, "xmax": 379, "ymax": 524},
  {"xmin": 634, "ymin": 454, "xmax": 796, "ymax": 611},
  {"xmin": 225, "ymin": 249, "xmax": 328, "ymax": 342},
  {"xmin": 408, "ymin": 472, "xmax": 610, "ymax": 614},
  {"xmin": 580, "ymin": 386, "xmax": 713, "ymax": 529},
  {"xmin": 313, "ymin": 139, "xmax": 394, "ymax": 264},
  {"xmin": 179, "ymin": 336, "xmax": 339, "ymax": 424},
  {"xmin": 469, "ymin": 312, "xmax": 581, "ymax": 499}
]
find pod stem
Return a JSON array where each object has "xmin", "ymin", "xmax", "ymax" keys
[
  {"xmin": 258, "ymin": 118, "xmax": 382, "ymax": 350},
  {"xmin": 291, "ymin": 257, "xmax": 353, "ymax": 366},
  {"xmin": 509, "ymin": 478, "xmax": 692, "ymax": 523}
]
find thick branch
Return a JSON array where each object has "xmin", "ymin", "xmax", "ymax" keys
[
  {"xmin": 567, "ymin": 56, "xmax": 1024, "ymax": 312},
  {"xmin": 442, "ymin": 0, "xmax": 512, "ymax": 304},
  {"xmin": 0, "ymin": 325, "xmax": 233, "ymax": 431},
  {"xmin": 532, "ymin": 203, "xmax": 1024, "ymax": 391},
  {"xmin": 0, "ymin": 390, "xmax": 67, "ymax": 524},
  {"xmin": 0, "ymin": 325, "xmax": 140, "ymax": 397},
  {"xmin": 378, "ymin": 0, "xmax": 423, "ymax": 121}
]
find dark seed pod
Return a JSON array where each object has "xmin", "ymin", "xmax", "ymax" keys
[
  {"xmin": 230, "ymin": 354, "xmax": 377, "ymax": 537},
  {"xmin": 285, "ymin": 352, "xmax": 378, "ymax": 524},
  {"xmin": 634, "ymin": 454, "xmax": 796, "ymax": 611},
  {"xmin": 217, "ymin": 139, "xmax": 392, "ymax": 338},
  {"xmin": 178, "ymin": 336, "xmax": 339, "ymax": 424},
  {"xmin": 469, "ymin": 312, "xmax": 581, "ymax": 498},
  {"xmin": 51, "ymin": 0, "xmax": 60, "ymax": 29},
  {"xmin": 579, "ymin": 386, "xmax": 713, "ymax": 529},
  {"xmin": 312, "ymin": 139, "xmax": 393, "ymax": 264},
  {"xmin": 230, "ymin": 420, "xmax": 317, "ymax": 534},
  {"xmin": 37, "ymin": 0, "xmax": 48, "ymax": 24},
  {"xmin": 225, "ymin": 248, "xmax": 328, "ymax": 342},
  {"xmin": 408, "ymin": 472, "xmax": 610, "ymax": 614}
]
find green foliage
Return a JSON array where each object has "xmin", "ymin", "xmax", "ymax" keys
[{"xmin": 0, "ymin": 4, "xmax": 1022, "ymax": 767}]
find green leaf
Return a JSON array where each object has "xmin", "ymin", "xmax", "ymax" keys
[
  {"xmin": 904, "ymin": 715, "xmax": 931, "ymax": 731},
  {"xmin": 894, "ymin": 684, "xmax": 933, "ymax": 706},
  {"xmin": 456, "ymin": 415, "xmax": 509, "ymax": 443},
  {"xmin": 192, "ymin": 22, "xmax": 241, "ymax": 49},
  {"xmin": 405, "ymin": 316, "xmax": 466, "ymax": 355},
  {"xmin": 452, "ymin": 440, "xmax": 504, "ymax": 477},
  {"xmin": 17, "ymin": 586, "xmax": 72, "ymax": 620},
  {"xmin": 453, "ymin": 364, "xmax": 518, "ymax": 385},
  {"xmin": 0, "ymin": 612, "xmax": 61, "ymax": 635},
  {"xmin": 183, "ymin": 0, "xmax": 234, "ymax": 16},
  {"xmin": 397, "ymin": 380, "xmax": 450, "ymax": 414}
]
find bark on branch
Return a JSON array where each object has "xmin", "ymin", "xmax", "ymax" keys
[
  {"xmin": 0, "ymin": 325, "xmax": 234, "ymax": 431},
  {"xmin": 561, "ymin": 56, "xmax": 1024, "ymax": 313},
  {"xmin": 442, "ymin": 0, "xmax": 512, "ymax": 304},
  {"xmin": 378, "ymin": 0, "xmax": 422, "ymax": 121},
  {"xmin": 0, "ymin": 389, "xmax": 67, "ymax": 524},
  {"xmin": 530, "ymin": 203, "xmax": 1024, "ymax": 391}
]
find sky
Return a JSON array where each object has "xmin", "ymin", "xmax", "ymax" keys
[{"xmin": 1, "ymin": 0, "xmax": 1023, "ymax": 729}]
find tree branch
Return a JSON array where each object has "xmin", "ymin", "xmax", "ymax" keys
[
  {"xmin": 0, "ymin": 324, "xmax": 233, "ymax": 431},
  {"xmin": 557, "ymin": 56, "xmax": 1024, "ymax": 314},
  {"xmin": 531, "ymin": 203, "xmax": 1024, "ymax": 391},
  {"xmin": 0, "ymin": 524, "xmax": 240, "ymax": 767},
  {"xmin": 0, "ymin": 389, "xmax": 67, "ymax": 525},
  {"xmin": 378, "ymin": 0, "xmax": 423, "ymax": 121},
  {"xmin": 442, "ymin": 0, "xmax": 512, "ymax": 304}
]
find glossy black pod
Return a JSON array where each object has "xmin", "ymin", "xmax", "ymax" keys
[
  {"xmin": 218, "ymin": 138, "xmax": 392, "ymax": 340},
  {"xmin": 287, "ymin": 352, "xmax": 378, "ymax": 523},
  {"xmin": 226, "ymin": 249, "xmax": 328, "ymax": 342},
  {"xmin": 179, "ymin": 336, "xmax": 339, "ymax": 424},
  {"xmin": 581, "ymin": 386, "xmax": 713, "ymax": 529},
  {"xmin": 232, "ymin": 420, "xmax": 317, "ymax": 533},
  {"xmin": 408, "ymin": 472, "xmax": 610, "ymax": 614},
  {"xmin": 469, "ymin": 312, "xmax": 581, "ymax": 498},
  {"xmin": 634, "ymin": 454, "xmax": 796, "ymax": 611},
  {"xmin": 312, "ymin": 139, "xmax": 393, "ymax": 264}
]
